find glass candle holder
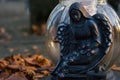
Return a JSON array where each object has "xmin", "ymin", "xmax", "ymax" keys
[{"xmin": 46, "ymin": 0, "xmax": 120, "ymax": 71}]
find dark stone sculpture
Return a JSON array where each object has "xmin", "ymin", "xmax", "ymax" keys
[{"xmin": 51, "ymin": 2, "xmax": 113, "ymax": 80}]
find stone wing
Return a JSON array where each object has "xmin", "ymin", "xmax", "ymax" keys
[
  {"xmin": 56, "ymin": 23, "xmax": 72, "ymax": 56},
  {"xmin": 93, "ymin": 13, "xmax": 113, "ymax": 54}
]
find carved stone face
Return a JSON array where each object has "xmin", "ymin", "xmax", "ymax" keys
[
  {"xmin": 70, "ymin": 9, "xmax": 81, "ymax": 22},
  {"xmin": 69, "ymin": 2, "xmax": 91, "ymax": 23}
]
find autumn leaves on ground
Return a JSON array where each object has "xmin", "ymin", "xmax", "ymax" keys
[
  {"xmin": 0, "ymin": 24, "xmax": 53, "ymax": 80},
  {"xmin": 0, "ymin": 1, "xmax": 54, "ymax": 80},
  {"xmin": 0, "ymin": 24, "xmax": 54, "ymax": 80},
  {"xmin": 0, "ymin": 54, "xmax": 54, "ymax": 80},
  {"xmin": 0, "ymin": 26, "xmax": 53, "ymax": 80}
]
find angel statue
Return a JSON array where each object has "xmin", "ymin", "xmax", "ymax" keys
[{"xmin": 51, "ymin": 2, "xmax": 113, "ymax": 80}]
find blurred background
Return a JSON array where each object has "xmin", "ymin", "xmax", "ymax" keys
[
  {"xmin": 0, "ymin": 0, "xmax": 119, "ymax": 69},
  {"xmin": 28, "ymin": 0, "xmax": 120, "ymax": 35},
  {"xmin": 0, "ymin": 0, "xmax": 119, "ymax": 67},
  {"xmin": 0, "ymin": 0, "xmax": 119, "ymax": 79}
]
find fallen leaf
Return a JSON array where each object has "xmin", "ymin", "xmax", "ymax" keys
[
  {"xmin": 0, "ymin": 54, "xmax": 54, "ymax": 80},
  {"xmin": 8, "ymin": 48, "xmax": 18, "ymax": 53},
  {"xmin": 32, "ymin": 45, "xmax": 38, "ymax": 50},
  {"xmin": 0, "ymin": 72, "xmax": 9, "ymax": 80},
  {"xmin": 112, "ymin": 64, "xmax": 120, "ymax": 71},
  {"xmin": 5, "ymin": 72, "xmax": 28, "ymax": 80}
]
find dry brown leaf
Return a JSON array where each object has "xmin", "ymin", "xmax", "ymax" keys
[
  {"xmin": 5, "ymin": 72, "xmax": 28, "ymax": 80},
  {"xmin": 0, "ymin": 59, "xmax": 9, "ymax": 69},
  {"xmin": 0, "ymin": 72, "xmax": 9, "ymax": 80},
  {"xmin": 0, "ymin": 28, "xmax": 5, "ymax": 34},
  {"xmin": 12, "ymin": 54, "xmax": 25, "ymax": 65},
  {"xmin": 24, "ymin": 54, "xmax": 52, "ymax": 67},
  {"xmin": 32, "ymin": 45, "xmax": 38, "ymax": 50},
  {"xmin": 33, "ymin": 73, "xmax": 45, "ymax": 79},
  {"xmin": 41, "ymin": 70, "xmax": 49, "ymax": 75},
  {"xmin": 7, "ymin": 65, "xmax": 20, "ymax": 70},
  {"xmin": 111, "ymin": 64, "xmax": 120, "ymax": 71},
  {"xmin": 24, "ymin": 49, "xmax": 29, "ymax": 53},
  {"xmin": 32, "ymin": 24, "xmax": 46, "ymax": 35},
  {"xmin": 21, "ymin": 66, "xmax": 37, "ymax": 76},
  {"xmin": 8, "ymin": 48, "xmax": 18, "ymax": 53},
  {"xmin": 0, "ymin": 54, "xmax": 54, "ymax": 80}
]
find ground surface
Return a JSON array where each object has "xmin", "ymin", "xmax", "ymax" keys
[
  {"xmin": 0, "ymin": 1, "xmax": 49, "ymax": 80},
  {"xmin": 0, "ymin": 1, "xmax": 120, "ymax": 80},
  {"xmin": 0, "ymin": 1, "xmax": 47, "ymax": 57}
]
